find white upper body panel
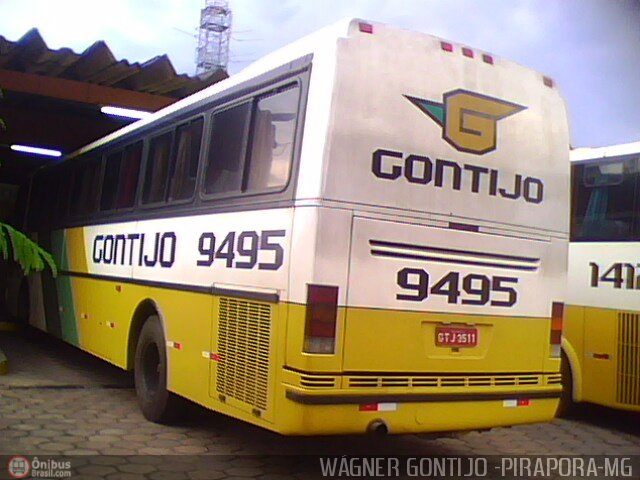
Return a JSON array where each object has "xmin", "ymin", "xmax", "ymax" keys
[
  {"xmin": 571, "ymin": 141, "xmax": 640, "ymax": 163},
  {"xmin": 568, "ymin": 141, "xmax": 640, "ymax": 311},
  {"xmin": 297, "ymin": 20, "xmax": 570, "ymax": 237}
]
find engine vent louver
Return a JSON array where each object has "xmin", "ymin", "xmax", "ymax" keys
[
  {"xmin": 617, "ymin": 313, "xmax": 640, "ymax": 406},
  {"xmin": 215, "ymin": 297, "xmax": 271, "ymax": 411}
]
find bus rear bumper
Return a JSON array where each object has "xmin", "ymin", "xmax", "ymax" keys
[
  {"xmin": 286, "ymin": 389, "xmax": 560, "ymax": 405},
  {"xmin": 277, "ymin": 386, "xmax": 561, "ymax": 435}
]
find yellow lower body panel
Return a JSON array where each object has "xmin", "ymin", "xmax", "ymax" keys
[
  {"xmin": 274, "ymin": 386, "xmax": 560, "ymax": 435},
  {"xmin": 44, "ymin": 273, "xmax": 563, "ymax": 435},
  {"xmin": 273, "ymin": 367, "xmax": 561, "ymax": 435},
  {"xmin": 564, "ymin": 305, "xmax": 640, "ymax": 412}
]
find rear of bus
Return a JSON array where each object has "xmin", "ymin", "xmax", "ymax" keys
[{"xmin": 280, "ymin": 20, "xmax": 570, "ymax": 435}]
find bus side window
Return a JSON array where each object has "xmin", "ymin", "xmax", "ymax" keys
[
  {"xmin": 47, "ymin": 168, "xmax": 69, "ymax": 228},
  {"xmin": 203, "ymin": 102, "xmax": 251, "ymax": 196},
  {"xmin": 142, "ymin": 132, "xmax": 173, "ymax": 205},
  {"xmin": 245, "ymin": 85, "xmax": 299, "ymax": 192},
  {"xmin": 86, "ymin": 161, "xmax": 102, "ymax": 215},
  {"xmin": 28, "ymin": 173, "xmax": 48, "ymax": 230},
  {"xmin": 41, "ymin": 171, "xmax": 57, "ymax": 229},
  {"xmin": 572, "ymin": 158, "xmax": 639, "ymax": 241},
  {"xmin": 69, "ymin": 167, "xmax": 81, "ymax": 217},
  {"xmin": 32, "ymin": 172, "xmax": 53, "ymax": 229},
  {"xmin": 70, "ymin": 159, "xmax": 101, "ymax": 217},
  {"xmin": 168, "ymin": 119, "xmax": 203, "ymax": 201},
  {"xmin": 101, "ymin": 151, "xmax": 123, "ymax": 211},
  {"xmin": 54, "ymin": 168, "xmax": 72, "ymax": 226},
  {"xmin": 117, "ymin": 142, "xmax": 143, "ymax": 209}
]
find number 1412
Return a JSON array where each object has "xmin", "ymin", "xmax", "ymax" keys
[{"xmin": 589, "ymin": 262, "xmax": 640, "ymax": 289}]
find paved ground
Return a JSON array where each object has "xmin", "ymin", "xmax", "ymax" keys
[{"xmin": 0, "ymin": 328, "xmax": 639, "ymax": 479}]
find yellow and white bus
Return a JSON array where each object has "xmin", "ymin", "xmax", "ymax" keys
[
  {"xmin": 19, "ymin": 19, "xmax": 570, "ymax": 435},
  {"xmin": 562, "ymin": 141, "xmax": 640, "ymax": 413}
]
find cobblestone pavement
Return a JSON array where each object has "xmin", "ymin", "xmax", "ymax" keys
[{"xmin": 0, "ymin": 329, "xmax": 638, "ymax": 479}]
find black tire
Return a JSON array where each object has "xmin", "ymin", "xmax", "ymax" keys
[
  {"xmin": 556, "ymin": 352, "xmax": 575, "ymax": 417},
  {"xmin": 134, "ymin": 315, "xmax": 184, "ymax": 423}
]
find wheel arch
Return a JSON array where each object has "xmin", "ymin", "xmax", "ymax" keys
[
  {"xmin": 126, "ymin": 298, "xmax": 164, "ymax": 371},
  {"xmin": 561, "ymin": 337, "xmax": 582, "ymax": 402}
]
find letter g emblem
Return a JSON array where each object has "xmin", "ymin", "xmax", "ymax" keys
[{"xmin": 405, "ymin": 89, "xmax": 526, "ymax": 155}]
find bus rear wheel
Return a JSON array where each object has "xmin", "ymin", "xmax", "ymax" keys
[{"xmin": 134, "ymin": 315, "xmax": 184, "ymax": 423}]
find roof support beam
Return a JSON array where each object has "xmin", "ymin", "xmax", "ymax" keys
[{"xmin": 0, "ymin": 69, "xmax": 175, "ymax": 111}]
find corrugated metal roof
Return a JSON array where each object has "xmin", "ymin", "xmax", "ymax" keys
[{"xmin": 0, "ymin": 28, "xmax": 227, "ymax": 99}]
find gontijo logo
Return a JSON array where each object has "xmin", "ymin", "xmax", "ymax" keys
[{"xmin": 405, "ymin": 89, "xmax": 525, "ymax": 155}]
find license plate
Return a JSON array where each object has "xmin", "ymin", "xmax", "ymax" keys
[{"xmin": 436, "ymin": 326, "xmax": 478, "ymax": 347}]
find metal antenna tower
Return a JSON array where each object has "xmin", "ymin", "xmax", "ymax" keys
[{"xmin": 196, "ymin": 0, "xmax": 232, "ymax": 74}]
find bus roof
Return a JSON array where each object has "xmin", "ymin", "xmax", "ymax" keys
[
  {"xmin": 66, "ymin": 18, "xmax": 357, "ymax": 160},
  {"xmin": 66, "ymin": 17, "xmax": 550, "ymax": 162},
  {"xmin": 571, "ymin": 140, "xmax": 640, "ymax": 162}
]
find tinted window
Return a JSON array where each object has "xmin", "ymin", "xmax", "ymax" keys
[
  {"xmin": 571, "ymin": 158, "xmax": 639, "ymax": 241},
  {"xmin": 101, "ymin": 151, "xmax": 123, "ymax": 211},
  {"xmin": 27, "ymin": 172, "xmax": 47, "ymax": 230},
  {"xmin": 203, "ymin": 103, "xmax": 251, "ymax": 195},
  {"xmin": 142, "ymin": 132, "xmax": 173, "ymax": 204},
  {"xmin": 70, "ymin": 159, "xmax": 101, "ymax": 217},
  {"xmin": 245, "ymin": 85, "xmax": 299, "ymax": 192},
  {"xmin": 52, "ymin": 168, "xmax": 72, "ymax": 226},
  {"xmin": 117, "ymin": 142, "xmax": 142, "ymax": 208},
  {"xmin": 41, "ymin": 170, "xmax": 59, "ymax": 229},
  {"xmin": 168, "ymin": 119, "xmax": 203, "ymax": 201}
]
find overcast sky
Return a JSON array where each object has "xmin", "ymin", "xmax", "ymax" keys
[{"xmin": 0, "ymin": 0, "xmax": 638, "ymax": 148}]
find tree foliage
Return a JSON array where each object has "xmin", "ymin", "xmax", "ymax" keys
[{"xmin": 0, "ymin": 223, "xmax": 57, "ymax": 275}]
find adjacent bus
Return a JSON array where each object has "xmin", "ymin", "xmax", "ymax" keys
[
  {"xmin": 562, "ymin": 141, "xmax": 640, "ymax": 413},
  {"xmin": 17, "ymin": 19, "xmax": 570, "ymax": 435}
]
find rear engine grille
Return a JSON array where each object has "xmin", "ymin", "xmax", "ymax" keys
[
  {"xmin": 545, "ymin": 374, "xmax": 562, "ymax": 385},
  {"xmin": 411, "ymin": 378, "xmax": 439, "ymax": 387},
  {"xmin": 348, "ymin": 374, "xmax": 546, "ymax": 389},
  {"xmin": 300, "ymin": 375, "xmax": 336, "ymax": 388},
  {"xmin": 467, "ymin": 377, "xmax": 493, "ymax": 387},
  {"xmin": 216, "ymin": 298, "xmax": 271, "ymax": 410},
  {"xmin": 617, "ymin": 313, "xmax": 640, "ymax": 406}
]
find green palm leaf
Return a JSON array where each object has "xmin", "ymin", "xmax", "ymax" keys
[{"xmin": 0, "ymin": 222, "xmax": 57, "ymax": 275}]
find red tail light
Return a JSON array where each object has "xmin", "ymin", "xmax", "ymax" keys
[
  {"xmin": 358, "ymin": 22, "xmax": 374, "ymax": 34},
  {"xmin": 441, "ymin": 41, "xmax": 454, "ymax": 52},
  {"xmin": 482, "ymin": 53, "xmax": 494, "ymax": 65},
  {"xmin": 550, "ymin": 302, "xmax": 564, "ymax": 357},
  {"xmin": 303, "ymin": 285, "xmax": 339, "ymax": 354}
]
